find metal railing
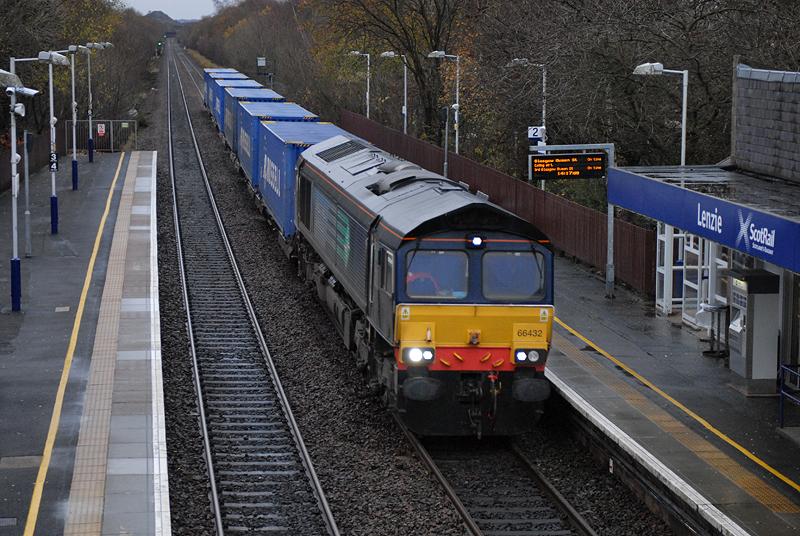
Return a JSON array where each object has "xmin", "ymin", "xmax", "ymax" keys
[
  {"xmin": 65, "ymin": 119, "xmax": 138, "ymax": 152},
  {"xmin": 779, "ymin": 364, "xmax": 800, "ymax": 427}
]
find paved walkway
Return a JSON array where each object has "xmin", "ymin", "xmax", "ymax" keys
[
  {"xmin": 0, "ymin": 151, "xmax": 168, "ymax": 535},
  {"xmin": 549, "ymin": 256, "xmax": 800, "ymax": 535}
]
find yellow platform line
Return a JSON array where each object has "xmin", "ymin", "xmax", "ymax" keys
[
  {"xmin": 23, "ymin": 152, "xmax": 126, "ymax": 536},
  {"xmin": 554, "ymin": 316, "xmax": 800, "ymax": 496}
]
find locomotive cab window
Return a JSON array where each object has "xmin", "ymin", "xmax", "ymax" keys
[
  {"xmin": 383, "ymin": 251, "xmax": 394, "ymax": 293},
  {"xmin": 482, "ymin": 251, "xmax": 545, "ymax": 301},
  {"xmin": 406, "ymin": 250, "xmax": 468, "ymax": 300}
]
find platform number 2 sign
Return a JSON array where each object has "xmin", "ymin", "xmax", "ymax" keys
[{"xmin": 49, "ymin": 152, "xmax": 58, "ymax": 172}]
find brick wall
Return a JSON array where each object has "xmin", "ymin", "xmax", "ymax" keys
[{"xmin": 733, "ymin": 64, "xmax": 800, "ymax": 182}]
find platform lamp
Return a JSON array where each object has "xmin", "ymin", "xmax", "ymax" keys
[
  {"xmin": 428, "ymin": 50, "xmax": 460, "ymax": 154},
  {"xmin": 84, "ymin": 42, "xmax": 113, "ymax": 163},
  {"xmin": 633, "ymin": 61, "xmax": 690, "ymax": 274},
  {"xmin": 380, "ymin": 51, "xmax": 408, "ymax": 134},
  {"xmin": 67, "ymin": 45, "xmax": 87, "ymax": 190},
  {"xmin": 505, "ymin": 58, "xmax": 547, "ymax": 133},
  {"xmin": 348, "ymin": 50, "xmax": 370, "ymax": 118},
  {"xmin": 2, "ymin": 68, "xmax": 39, "ymax": 311},
  {"xmin": 38, "ymin": 51, "xmax": 70, "ymax": 235},
  {"xmin": 633, "ymin": 62, "xmax": 688, "ymax": 168}
]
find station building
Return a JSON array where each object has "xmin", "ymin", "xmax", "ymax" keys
[{"xmin": 609, "ymin": 64, "xmax": 800, "ymax": 395}]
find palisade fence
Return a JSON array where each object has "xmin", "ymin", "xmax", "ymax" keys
[
  {"xmin": 0, "ymin": 132, "xmax": 61, "ymax": 193},
  {"xmin": 65, "ymin": 120, "xmax": 138, "ymax": 153},
  {"xmin": 340, "ymin": 111, "xmax": 656, "ymax": 296}
]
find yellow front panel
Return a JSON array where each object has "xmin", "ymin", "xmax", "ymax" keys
[{"xmin": 395, "ymin": 304, "xmax": 553, "ymax": 349}]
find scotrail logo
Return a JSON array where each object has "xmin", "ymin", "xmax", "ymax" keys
[{"xmin": 736, "ymin": 209, "xmax": 775, "ymax": 255}]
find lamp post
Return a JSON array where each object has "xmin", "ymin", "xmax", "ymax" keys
[
  {"xmin": 349, "ymin": 50, "xmax": 371, "ymax": 118},
  {"xmin": 38, "ymin": 51, "xmax": 70, "ymax": 235},
  {"xmin": 2, "ymin": 68, "xmax": 38, "ymax": 311},
  {"xmin": 633, "ymin": 62, "xmax": 688, "ymax": 167},
  {"xmin": 67, "ymin": 45, "xmax": 86, "ymax": 189},
  {"xmin": 506, "ymin": 58, "xmax": 547, "ymax": 131},
  {"xmin": 380, "ymin": 51, "xmax": 408, "ymax": 134},
  {"xmin": 634, "ymin": 61, "xmax": 690, "ymax": 303},
  {"xmin": 428, "ymin": 50, "xmax": 460, "ymax": 153},
  {"xmin": 84, "ymin": 42, "xmax": 113, "ymax": 162}
]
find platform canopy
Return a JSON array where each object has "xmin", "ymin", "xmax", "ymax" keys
[{"xmin": 608, "ymin": 165, "xmax": 800, "ymax": 273}]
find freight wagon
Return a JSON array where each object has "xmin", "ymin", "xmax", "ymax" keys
[
  {"xmin": 257, "ymin": 121, "xmax": 361, "ymax": 240},
  {"xmin": 209, "ymin": 79, "xmax": 262, "ymax": 131},
  {"xmin": 202, "ymin": 68, "xmax": 241, "ymax": 106},
  {"xmin": 223, "ymin": 88, "xmax": 285, "ymax": 153},
  {"xmin": 236, "ymin": 102, "xmax": 318, "ymax": 189}
]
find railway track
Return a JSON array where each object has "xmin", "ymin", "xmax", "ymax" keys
[
  {"xmin": 395, "ymin": 417, "xmax": 597, "ymax": 536},
  {"xmin": 165, "ymin": 41, "xmax": 339, "ymax": 535}
]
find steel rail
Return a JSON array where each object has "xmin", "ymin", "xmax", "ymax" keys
[
  {"xmin": 392, "ymin": 413, "xmax": 484, "ymax": 536},
  {"xmin": 510, "ymin": 442, "xmax": 599, "ymax": 536},
  {"xmin": 165, "ymin": 44, "xmax": 225, "ymax": 536},
  {"xmin": 168, "ymin": 40, "xmax": 340, "ymax": 535}
]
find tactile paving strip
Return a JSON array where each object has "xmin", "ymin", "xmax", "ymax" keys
[{"xmin": 553, "ymin": 331, "xmax": 800, "ymax": 515}]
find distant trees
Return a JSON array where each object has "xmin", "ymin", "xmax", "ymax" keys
[
  {"xmin": 184, "ymin": 0, "xmax": 800, "ymax": 202},
  {"xmin": 0, "ymin": 0, "xmax": 164, "ymax": 142}
]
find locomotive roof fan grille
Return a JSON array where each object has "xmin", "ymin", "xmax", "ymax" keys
[{"xmin": 318, "ymin": 140, "xmax": 367, "ymax": 162}]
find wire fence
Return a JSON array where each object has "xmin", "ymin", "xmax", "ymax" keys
[{"xmin": 65, "ymin": 119, "xmax": 138, "ymax": 152}]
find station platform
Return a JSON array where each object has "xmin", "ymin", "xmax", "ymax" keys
[
  {"xmin": 0, "ymin": 151, "xmax": 169, "ymax": 535},
  {"xmin": 548, "ymin": 256, "xmax": 800, "ymax": 535}
]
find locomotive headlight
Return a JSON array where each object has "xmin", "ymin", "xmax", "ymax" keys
[
  {"xmin": 404, "ymin": 347, "xmax": 435, "ymax": 364},
  {"xmin": 467, "ymin": 234, "xmax": 485, "ymax": 249},
  {"xmin": 514, "ymin": 349, "xmax": 541, "ymax": 364}
]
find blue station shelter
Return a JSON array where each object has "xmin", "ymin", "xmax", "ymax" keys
[{"xmin": 607, "ymin": 64, "xmax": 800, "ymax": 395}]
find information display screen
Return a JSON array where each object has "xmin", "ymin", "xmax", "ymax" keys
[{"xmin": 531, "ymin": 152, "xmax": 607, "ymax": 180}]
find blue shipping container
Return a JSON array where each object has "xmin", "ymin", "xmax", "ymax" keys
[
  {"xmin": 237, "ymin": 102, "xmax": 319, "ymax": 189},
  {"xmin": 203, "ymin": 69, "xmax": 240, "ymax": 105},
  {"xmin": 223, "ymin": 88, "xmax": 285, "ymax": 152},
  {"xmin": 210, "ymin": 79, "xmax": 262, "ymax": 131},
  {"xmin": 258, "ymin": 123, "xmax": 358, "ymax": 237}
]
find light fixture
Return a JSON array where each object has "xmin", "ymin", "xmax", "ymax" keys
[
  {"xmin": 428, "ymin": 50, "xmax": 446, "ymax": 59},
  {"xmin": 37, "ymin": 51, "xmax": 69, "ymax": 66},
  {"xmin": 467, "ymin": 235, "xmax": 485, "ymax": 249},
  {"xmin": 404, "ymin": 347, "xmax": 435, "ymax": 364},
  {"xmin": 632, "ymin": 62, "xmax": 664, "ymax": 76}
]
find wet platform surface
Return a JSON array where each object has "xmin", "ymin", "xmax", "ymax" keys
[
  {"xmin": 0, "ymin": 151, "xmax": 168, "ymax": 535},
  {"xmin": 548, "ymin": 256, "xmax": 800, "ymax": 535}
]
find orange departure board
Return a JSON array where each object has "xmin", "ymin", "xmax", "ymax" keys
[{"xmin": 531, "ymin": 152, "xmax": 607, "ymax": 180}]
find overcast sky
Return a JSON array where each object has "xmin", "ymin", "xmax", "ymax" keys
[{"xmin": 125, "ymin": 0, "xmax": 216, "ymax": 20}]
